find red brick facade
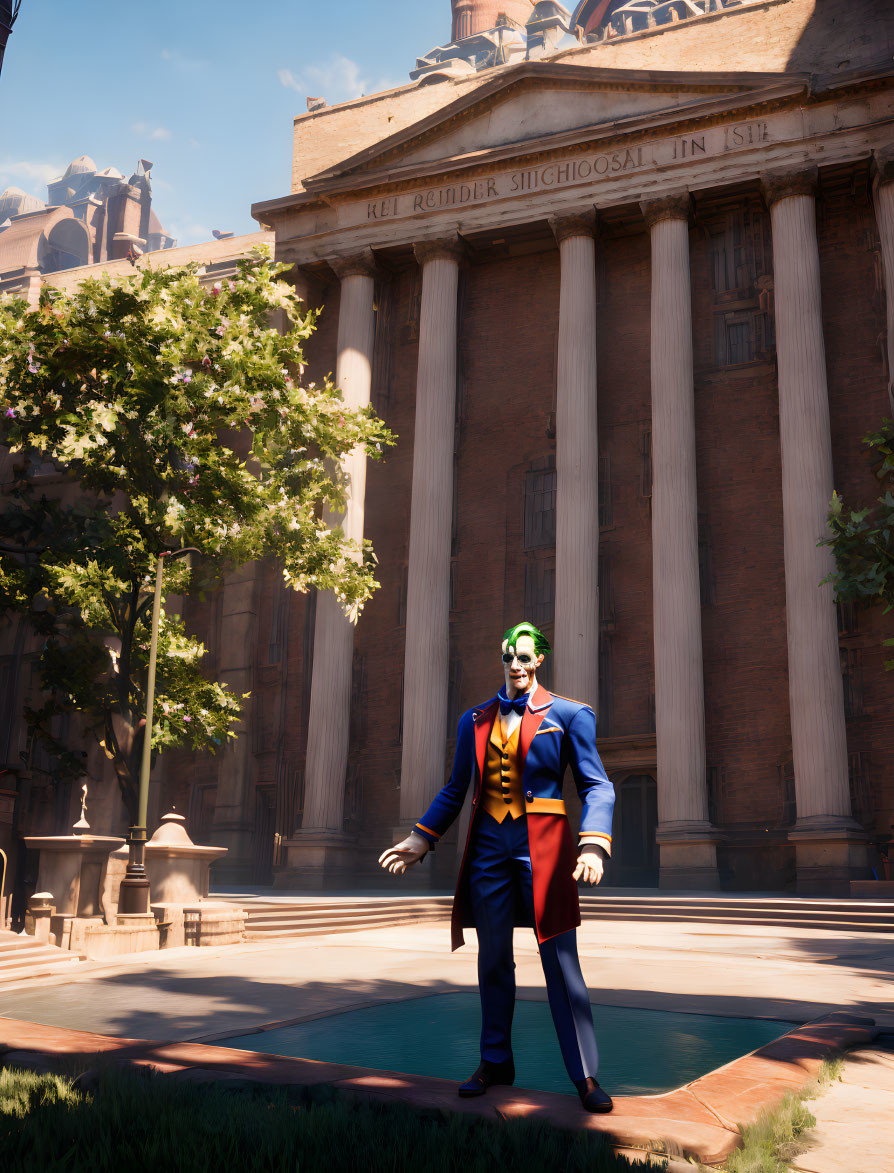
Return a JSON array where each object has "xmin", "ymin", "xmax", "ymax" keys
[{"xmin": 170, "ymin": 169, "xmax": 893, "ymax": 891}]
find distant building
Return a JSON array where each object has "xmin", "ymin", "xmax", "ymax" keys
[
  {"xmin": 414, "ymin": 0, "xmax": 764, "ymax": 82},
  {"xmin": 0, "ymin": 155, "xmax": 176, "ymax": 304}
]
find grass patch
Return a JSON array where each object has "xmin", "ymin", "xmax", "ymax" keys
[
  {"xmin": 0, "ymin": 1064, "xmax": 656, "ymax": 1173},
  {"xmin": 703, "ymin": 1058, "xmax": 844, "ymax": 1173}
]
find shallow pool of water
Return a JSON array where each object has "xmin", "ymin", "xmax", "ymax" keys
[{"xmin": 217, "ymin": 994, "xmax": 795, "ymax": 1096}]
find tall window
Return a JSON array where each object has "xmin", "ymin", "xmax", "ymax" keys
[
  {"xmin": 708, "ymin": 201, "xmax": 775, "ymax": 367},
  {"xmin": 524, "ymin": 459, "xmax": 556, "ymax": 549}
]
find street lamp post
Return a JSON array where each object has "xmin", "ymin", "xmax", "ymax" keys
[
  {"xmin": 117, "ymin": 547, "xmax": 198, "ymax": 916},
  {"xmin": 0, "ymin": 1, "xmax": 22, "ymax": 79}
]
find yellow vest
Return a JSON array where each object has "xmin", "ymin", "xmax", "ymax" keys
[{"xmin": 482, "ymin": 715, "xmax": 525, "ymax": 822}]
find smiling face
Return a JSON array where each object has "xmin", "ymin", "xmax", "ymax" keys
[{"xmin": 502, "ymin": 633, "xmax": 544, "ymax": 698}]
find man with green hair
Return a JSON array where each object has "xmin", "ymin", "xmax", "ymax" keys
[{"xmin": 380, "ymin": 621, "xmax": 615, "ymax": 1112}]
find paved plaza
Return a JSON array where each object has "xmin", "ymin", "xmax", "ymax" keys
[
  {"xmin": 2, "ymin": 910, "xmax": 892, "ymax": 1168},
  {"xmin": 3, "ymin": 913, "xmax": 891, "ymax": 1040}
]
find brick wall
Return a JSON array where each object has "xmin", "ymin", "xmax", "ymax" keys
[{"xmin": 174, "ymin": 170, "xmax": 894, "ymax": 889}]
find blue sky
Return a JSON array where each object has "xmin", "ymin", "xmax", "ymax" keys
[{"xmin": 1, "ymin": 0, "xmax": 446, "ymax": 244}]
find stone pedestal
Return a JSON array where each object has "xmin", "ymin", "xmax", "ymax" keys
[
  {"xmin": 656, "ymin": 823, "xmax": 723, "ymax": 890},
  {"xmin": 788, "ymin": 817, "xmax": 871, "ymax": 895},
  {"xmin": 145, "ymin": 812, "xmax": 227, "ymax": 902},
  {"xmin": 182, "ymin": 901, "xmax": 246, "ymax": 946},
  {"xmin": 278, "ymin": 831, "xmax": 359, "ymax": 889},
  {"xmin": 102, "ymin": 812, "xmax": 228, "ymax": 916},
  {"xmin": 24, "ymin": 833, "xmax": 125, "ymax": 918},
  {"xmin": 24, "ymin": 892, "xmax": 54, "ymax": 942}
]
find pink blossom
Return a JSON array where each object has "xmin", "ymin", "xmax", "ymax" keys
[
  {"xmin": 183, "ymin": 715, "xmax": 191, "ymax": 722},
  {"xmin": 211, "ymin": 283, "xmax": 221, "ymax": 297},
  {"xmin": 4, "ymin": 408, "xmax": 14, "ymax": 418}
]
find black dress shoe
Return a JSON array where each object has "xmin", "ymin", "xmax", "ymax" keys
[
  {"xmin": 458, "ymin": 1057, "xmax": 516, "ymax": 1098},
  {"xmin": 574, "ymin": 1077, "xmax": 613, "ymax": 1113}
]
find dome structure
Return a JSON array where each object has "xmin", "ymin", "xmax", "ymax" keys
[
  {"xmin": 0, "ymin": 186, "xmax": 46, "ymax": 219},
  {"xmin": 451, "ymin": 0, "xmax": 534, "ymax": 39},
  {"xmin": 61, "ymin": 154, "xmax": 97, "ymax": 179}
]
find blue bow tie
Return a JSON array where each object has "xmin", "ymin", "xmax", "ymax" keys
[{"xmin": 499, "ymin": 692, "xmax": 529, "ymax": 717}]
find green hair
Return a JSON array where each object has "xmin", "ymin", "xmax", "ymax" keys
[{"xmin": 502, "ymin": 621, "xmax": 552, "ymax": 657}]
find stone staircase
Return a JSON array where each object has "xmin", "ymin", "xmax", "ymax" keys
[
  {"xmin": 0, "ymin": 930, "xmax": 86, "ymax": 983},
  {"xmin": 240, "ymin": 897, "xmax": 453, "ymax": 940},
  {"xmin": 234, "ymin": 892, "xmax": 894, "ymax": 940}
]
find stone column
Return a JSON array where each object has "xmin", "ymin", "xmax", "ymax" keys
[
  {"xmin": 762, "ymin": 168, "xmax": 868, "ymax": 892},
  {"xmin": 642, "ymin": 194, "xmax": 719, "ymax": 890},
  {"xmin": 210, "ymin": 562, "xmax": 262, "ymax": 884},
  {"xmin": 873, "ymin": 147, "xmax": 894, "ymax": 414},
  {"xmin": 284, "ymin": 249, "xmax": 377, "ymax": 886},
  {"xmin": 549, "ymin": 211, "xmax": 600, "ymax": 711},
  {"xmin": 398, "ymin": 236, "xmax": 464, "ymax": 835}
]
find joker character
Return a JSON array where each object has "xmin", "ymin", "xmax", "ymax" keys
[{"xmin": 379, "ymin": 621, "xmax": 615, "ymax": 1113}]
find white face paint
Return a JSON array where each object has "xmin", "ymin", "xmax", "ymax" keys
[{"xmin": 501, "ymin": 633, "xmax": 544, "ymax": 699}]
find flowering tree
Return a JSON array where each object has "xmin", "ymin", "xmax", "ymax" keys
[
  {"xmin": 823, "ymin": 418, "xmax": 894, "ymax": 669},
  {"xmin": 0, "ymin": 253, "xmax": 392, "ymax": 819}
]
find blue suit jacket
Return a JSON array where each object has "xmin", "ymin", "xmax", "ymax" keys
[
  {"xmin": 414, "ymin": 685, "xmax": 615, "ymax": 846},
  {"xmin": 414, "ymin": 685, "xmax": 614, "ymax": 947}
]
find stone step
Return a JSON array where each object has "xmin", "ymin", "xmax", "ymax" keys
[
  {"xmin": 245, "ymin": 904, "xmax": 447, "ymax": 922},
  {"xmin": 0, "ymin": 935, "xmax": 50, "ymax": 954},
  {"xmin": 245, "ymin": 913, "xmax": 440, "ymax": 935},
  {"xmin": 240, "ymin": 894, "xmax": 892, "ymax": 936},
  {"xmin": 244, "ymin": 900, "xmax": 452, "ymax": 915},
  {"xmin": 0, "ymin": 945, "xmax": 81, "ymax": 971},
  {"xmin": 0, "ymin": 956, "xmax": 85, "ymax": 985}
]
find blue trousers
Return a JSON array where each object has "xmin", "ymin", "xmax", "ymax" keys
[{"xmin": 469, "ymin": 810, "xmax": 600, "ymax": 1083}]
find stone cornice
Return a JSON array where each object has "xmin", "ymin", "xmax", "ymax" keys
[
  {"xmin": 549, "ymin": 209, "xmax": 597, "ymax": 244},
  {"xmin": 328, "ymin": 247, "xmax": 378, "ymax": 280},
  {"xmin": 761, "ymin": 165, "xmax": 819, "ymax": 208},
  {"xmin": 640, "ymin": 192, "xmax": 691, "ymax": 228},
  {"xmin": 413, "ymin": 234, "xmax": 467, "ymax": 267},
  {"xmin": 303, "ymin": 83, "xmax": 809, "ymax": 201}
]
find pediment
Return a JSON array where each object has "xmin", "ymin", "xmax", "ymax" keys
[{"xmin": 306, "ymin": 63, "xmax": 807, "ymax": 192}]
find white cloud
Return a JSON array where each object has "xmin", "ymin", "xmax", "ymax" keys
[
  {"xmin": 131, "ymin": 122, "xmax": 172, "ymax": 142},
  {"xmin": 166, "ymin": 217, "xmax": 212, "ymax": 245},
  {"xmin": 278, "ymin": 55, "xmax": 399, "ymax": 104},
  {"xmin": 0, "ymin": 158, "xmax": 63, "ymax": 188},
  {"xmin": 160, "ymin": 48, "xmax": 209, "ymax": 72}
]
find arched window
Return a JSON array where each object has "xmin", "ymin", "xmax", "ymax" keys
[{"xmin": 40, "ymin": 218, "xmax": 90, "ymax": 273}]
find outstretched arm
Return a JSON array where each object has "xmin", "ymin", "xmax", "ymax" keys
[
  {"xmin": 567, "ymin": 706, "xmax": 615, "ymax": 885},
  {"xmin": 378, "ymin": 709, "xmax": 478, "ymax": 878}
]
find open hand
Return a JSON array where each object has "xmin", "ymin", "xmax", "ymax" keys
[
  {"xmin": 573, "ymin": 844, "xmax": 605, "ymax": 885},
  {"xmin": 378, "ymin": 831, "xmax": 429, "ymax": 875}
]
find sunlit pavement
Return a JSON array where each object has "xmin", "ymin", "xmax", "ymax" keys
[
  {"xmin": 1, "ymin": 915, "xmax": 892, "ymax": 1168},
  {"xmin": 0, "ymin": 915, "xmax": 891, "ymax": 1042}
]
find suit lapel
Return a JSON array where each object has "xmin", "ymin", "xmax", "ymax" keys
[
  {"xmin": 474, "ymin": 698, "xmax": 499, "ymax": 782},
  {"xmin": 519, "ymin": 684, "xmax": 554, "ymax": 764}
]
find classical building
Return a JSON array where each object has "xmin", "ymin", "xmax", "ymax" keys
[
  {"xmin": 0, "ymin": 156, "xmax": 176, "ymax": 305},
  {"xmin": 4, "ymin": 0, "xmax": 894, "ymax": 901},
  {"xmin": 181, "ymin": 0, "xmax": 893, "ymax": 896}
]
